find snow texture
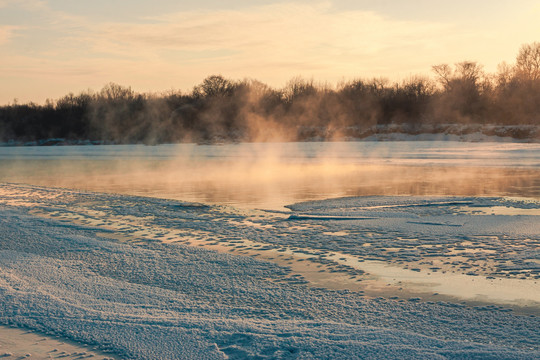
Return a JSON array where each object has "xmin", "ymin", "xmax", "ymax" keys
[{"xmin": 0, "ymin": 183, "xmax": 539, "ymax": 359}]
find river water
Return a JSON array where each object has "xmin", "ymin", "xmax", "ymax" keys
[{"xmin": 1, "ymin": 141, "xmax": 539, "ymax": 209}]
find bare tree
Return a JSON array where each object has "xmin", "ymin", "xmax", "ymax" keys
[
  {"xmin": 282, "ymin": 77, "xmax": 317, "ymax": 103},
  {"xmin": 432, "ymin": 62, "xmax": 483, "ymax": 85},
  {"xmin": 193, "ymin": 75, "xmax": 235, "ymax": 98},
  {"xmin": 516, "ymin": 42, "xmax": 540, "ymax": 81},
  {"xmin": 454, "ymin": 61, "xmax": 483, "ymax": 84},
  {"xmin": 495, "ymin": 61, "xmax": 514, "ymax": 88},
  {"xmin": 99, "ymin": 83, "xmax": 134, "ymax": 102},
  {"xmin": 431, "ymin": 64, "xmax": 452, "ymax": 89}
]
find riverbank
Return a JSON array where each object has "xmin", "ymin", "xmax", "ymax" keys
[
  {"xmin": 0, "ymin": 326, "xmax": 118, "ymax": 360},
  {"xmin": 1, "ymin": 124, "xmax": 538, "ymax": 147}
]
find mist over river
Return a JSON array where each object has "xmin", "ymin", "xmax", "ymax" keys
[{"xmin": 1, "ymin": 141, "xmax": 539, "ymax": 210}]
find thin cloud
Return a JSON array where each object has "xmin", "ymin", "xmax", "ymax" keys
[
  {"xmin": 2, "ymin": 0, "xmax": 538, "ymax": 104},
  {"xmin": 0, "ymin": 25, "xmax": 21, "ymax": 45},
  {"xmin": 0, "ymin": 0, "xmax": 47, "ymax": 10},
  {"xmin": 81, "ymin": 2, "xmax": 456, "ymax": 83},
  {"xmin": 93, "ymin": 4, "xmax": 451, "ymax": 58}
]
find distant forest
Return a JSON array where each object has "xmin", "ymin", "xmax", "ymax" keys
[{"xmin": 1, "ymin": 43, "xmax": 539, "ymax": 144}]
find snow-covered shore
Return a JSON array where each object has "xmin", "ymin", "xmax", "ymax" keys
[
  {"xmin": 0, "ymin": 184, "xmax": 539, "ymax": 359},
  {"xmin": 1, "ymin": 124, "xmax": 539, "ymax": 147},
  {"xmin": 0, "ymin": 325, "xmax": 119, "ymax": 359}
]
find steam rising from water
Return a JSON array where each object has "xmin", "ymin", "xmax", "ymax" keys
[{"xmin": 1, "ymin": 142, "xmax": 539, "ymax": 209}]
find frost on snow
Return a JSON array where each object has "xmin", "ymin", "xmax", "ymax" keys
[{"xmin": 0, "ymin": 184, "xmax": 539, "ymax": 359}]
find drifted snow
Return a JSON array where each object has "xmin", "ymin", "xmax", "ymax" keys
[{"xmin": 0, "ymin": 184, "xmax": 539, "ymax": 359}]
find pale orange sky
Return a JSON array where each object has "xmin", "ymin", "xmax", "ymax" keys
[{"xmin": 1, "ymin": 0, "xmax": 539, "ymax": 104}]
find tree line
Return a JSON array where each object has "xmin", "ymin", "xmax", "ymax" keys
[{"xmin": 1, "ymin": 42, "xmax": 539, "ymax": 144}]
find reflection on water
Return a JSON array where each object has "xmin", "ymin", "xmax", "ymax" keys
[{"xmin": 1, "ymin": 142, "xmax": 539, "ymax": 209}]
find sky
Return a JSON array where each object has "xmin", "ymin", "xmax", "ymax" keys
[{"xmin": 0, "ymin": 0, "xmax": 539, "ymax": 104}]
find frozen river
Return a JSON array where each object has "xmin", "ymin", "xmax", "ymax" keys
[
  {"xmin": 1, "ymin": 141, "xmax": 540, "ymax": 359},
  {"xmin": 1, "ymin": 141, "xmax": 539, "ymax": 209}
]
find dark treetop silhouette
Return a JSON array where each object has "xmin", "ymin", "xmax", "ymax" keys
[{"xmin": 1, "ymin": 43, "xmax": 539, "ymax": 145}]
